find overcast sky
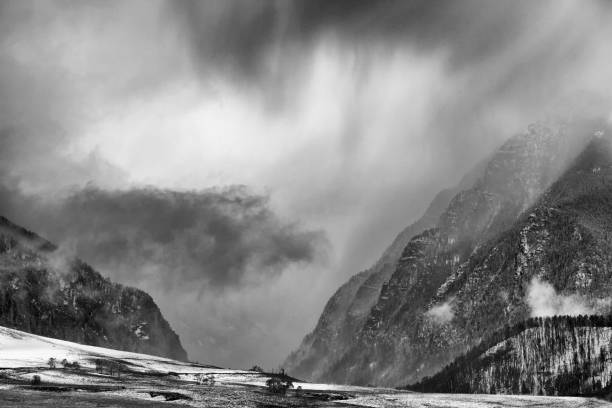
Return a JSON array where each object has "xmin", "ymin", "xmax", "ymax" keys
[{"xmin": 1, "ymin": 0, "xmax": 612, "ymax": 369}]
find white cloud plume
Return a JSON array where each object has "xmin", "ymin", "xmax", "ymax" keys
[
  {"xmin": 527, "ymin": 277, "xmax": 612, "ymax": 317},
  {"xmin": 425, "ymin": 301, "xmax": 454, "ymax": 324}
]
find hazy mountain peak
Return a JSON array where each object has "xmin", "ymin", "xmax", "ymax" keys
[{"xmin": 286, "ymin": 117, "xmax": 612, "ymax": 387}]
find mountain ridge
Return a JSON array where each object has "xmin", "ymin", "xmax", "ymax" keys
[
  {"xmin": 283, "ymin": 186, "xmax": 459, "ymax": 381},
  {"xmin": 286, "ymin": 117, "xmax": 612, "ymax": 387},
  {"xmin": 283, "ymin": 148, "xmax": 491, "ymax": 381},
  {"xmin": 0, "ymin": 214, "xmax": 188, "ymax": 361}
]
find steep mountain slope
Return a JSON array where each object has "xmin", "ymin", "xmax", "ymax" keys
[
  {"xmin": 295, "ymin": 118, "xmax": 609, "ymax": 387},
  {"xmin": 0, "ymin": 324, "xmax": 286, "ymax": 388},
  {"xmin": 284, "ymin": 150, "xmax": 492, "ymax": 382},
  {"xmin": 336, "ymin": 122, "xmax": 612, "ymax": 387},
  {"xmin": 0, "ymin": 216, "xmax": 188, "ymax": 361},
  {"xmin": 410, "ymin": 315, "xmax": 612, "ymax": 396},
  {"xmin": 403, "ymin": 132, "xmax": 612, "ymax": 385},
  {"xmin": 319, "ymin": 120, "xmax": 588, "ymax": 386},
  {"xmin": 283, "ymin": 187, "xmax": 457, "ymax": 380}
]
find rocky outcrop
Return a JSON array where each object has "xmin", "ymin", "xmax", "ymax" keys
[{"xmin": 0, "ymin": 216, "xmax": 187, "ymax": 361}]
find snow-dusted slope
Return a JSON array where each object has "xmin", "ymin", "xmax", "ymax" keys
[
  {"xmin": 317, "ymin": 120, "xmax": 612, "ymax": 388},
  {"xmin": 284, "ymin": 187, "xmax": 458, "ymax": 382},
  {"xmin": 0, "ymin": 325, "xmax": 181, "ymax": 371},
  {"xmin": 0, "ymin": 325, "xmax": 357, "ymax": 391},
  {"xmin": 0, "ymin": 325, "xmax": 261, "ymax": 384}
]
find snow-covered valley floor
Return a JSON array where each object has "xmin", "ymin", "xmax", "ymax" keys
[{"xmin": 0, "ymin": 326, "xmax": 610, "ymax": 407}]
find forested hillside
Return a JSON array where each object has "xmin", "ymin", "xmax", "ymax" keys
[
  {"xmin": 410, "ymin": 315, "xmax": 612, "ymax": 396},
  {"xmin": 0, "ymin": 216, "xmax": 187, "ymax": 360}
]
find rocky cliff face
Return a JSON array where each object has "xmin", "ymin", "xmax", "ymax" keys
[
  {"xmin": 283, "ymin": 187, "xmax": 457, "ymax": 381},
  {"xmin": 411, "ymin": 315, "xmax": 612, "ymax": 396},
  {"xmin": 287, "ymin": 117, "xmax": 612, "ymax": 387},
  {"xmin": 404, "ymin": 131, "xmax": 612, "ymax": 388},
  {"xmin": 0, "ymin": 216, "xmax": 188, "ymax": 361}
]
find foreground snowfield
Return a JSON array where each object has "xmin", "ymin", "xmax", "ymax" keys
[
  {"xmin": 0, "ymin": 326, "xmax": 610, "ymax": 407},
  {"xmin": 0, "ymin": 325, "xmax": 261, "ymax": 384}
]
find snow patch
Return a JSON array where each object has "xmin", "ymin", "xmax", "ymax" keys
[{"xmin": 133, "ymin": 323, "xmax": 149, "ymax": 340}]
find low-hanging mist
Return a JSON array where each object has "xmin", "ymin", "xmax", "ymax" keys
[{"xmin": 527, "ymin": 277, "xmax": 612, "ymax": 318}]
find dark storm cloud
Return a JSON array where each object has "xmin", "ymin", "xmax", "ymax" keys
[
  {"xmin": 173, "ymin": 0, "xmax": 588, "ymax": 81},
  {"xmin": 288, "ymin": 0, "xmax": 530, "ymax": 66},
  {"xmin": 0, "ymin": 185, "xmax": 326, "ymax": 291},
  {"xmin": 171, "ymin": 0, "xmax": 610, "ymax": 166},
  {"xmin": 173, "ymin": 0, "xmax": 283, "ymax": 80}
]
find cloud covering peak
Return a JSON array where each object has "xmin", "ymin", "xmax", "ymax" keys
[{"xmin": 1, "ymin": 185, "xmax": 326, "ymax": 291}]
